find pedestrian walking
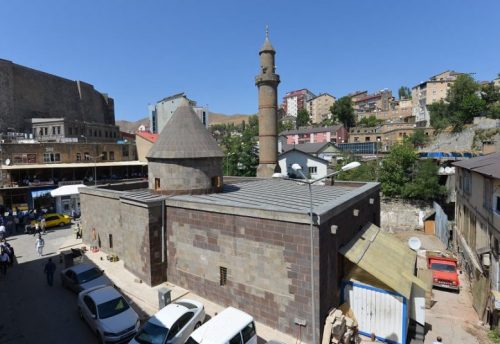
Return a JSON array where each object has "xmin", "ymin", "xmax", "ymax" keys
[
  {"xmin": 40, "ymin": 217, "xmax": 46, "ymax": 234},
  {"xmin": 75, "ymin": 223, "xmax": 82, "ymax": 239},
  {"xmin": 33, "ymin": 222, "xmax": 41, "ymax": 237},
  {"xmin": 43, "ymin": 258, "xmax": 56, "ymax": 286},
  {"xmin": 0, "ymin": 224, "xmax": 5, "ymax": 240},
  {"xmin": 35, "ymin": 234, "xmax": 45, "ymax": 257},
  {"xmin": 0, "ymin": 248, "xmax": 10, "ymax": 275}
]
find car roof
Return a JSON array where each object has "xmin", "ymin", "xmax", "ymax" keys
[
  {"xmin": 87, "ymin": 286, "xmax": 122, "ymax": 305},
  {"xmin": 149, "ymin": 299, "xmax": 202, "ymax": 328},
  {"xmin": 190, "ymin": 307, "xmax": 253, "ymax": 343},
  {"xmin": 68, "ymin": 263, "xmax": 97, "ymax": 274},
  {"xmin": 44, "ymin": 213, "xmax": 62, "ymax": 217}
]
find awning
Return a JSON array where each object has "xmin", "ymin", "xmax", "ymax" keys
[
  {"xmin": 1, "ymin": 160, "xmax": 147, "ymax": 170},
  {"xmin": 50, "ymin": 184, "xmax": 87, "ymax": 197},
  {"xmin": 339, "ymin": 223, "xmax": 422, "ymax": 299}
]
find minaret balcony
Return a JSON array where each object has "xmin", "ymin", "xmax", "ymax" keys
[{"xmin": 255, "ymin": 74, "xmax": 280, "ymax": 85}]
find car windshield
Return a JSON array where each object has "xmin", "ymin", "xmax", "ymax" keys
[
  {"xmin": 97, "ymin": 297, "xmax": 130, "ymax": 319},
  {"xmin": 431, "ymin": 263, "xmax": 456, "ymax": 272},
  {"xmin": 77, "ymin": 268, "xmax": 102, "ymax": 284},
  {"xmin": 134, "ymin": 321, "xmax": 169, "ymax": 344}
]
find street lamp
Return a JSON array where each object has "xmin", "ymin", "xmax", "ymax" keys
[
  {"xmin": 85, "ymin": 153, "xmax": 103, "ymax": 186},
  {"xmin": 285, "ymin": 161, "xmax": 360, "ymax": 343},
  {"xmin": 80, "ymin": 135, "xmax": 87, "ymax": 143}
]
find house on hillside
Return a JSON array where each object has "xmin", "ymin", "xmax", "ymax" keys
[{"xmin": 278, "ymin": 149, "xmax": 329, "ymax": 180}]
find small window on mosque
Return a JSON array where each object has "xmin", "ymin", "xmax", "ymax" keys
[{"xmin": 220, "ymin": 266, "xmax": 227, "ymax": 286}]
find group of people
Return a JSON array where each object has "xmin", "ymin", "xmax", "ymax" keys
[{"xmin": 0, "ymin": 206, "xmax": 52, "ymax": 238}]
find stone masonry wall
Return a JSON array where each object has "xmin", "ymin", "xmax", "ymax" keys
[
  {"xmin": 80, "ymin": 188, "xmax": 166, "ymax": 286},
  {"xmin": 165, "ymin": 207, "xmax": 315, "ymax": 342},
  {"xmin": 0, "ymin": 60, "xmax": 114, "ymax": 131},
  {"xmin": 380, "ymin": 198, "xmax": 433, "ymax": 232}
]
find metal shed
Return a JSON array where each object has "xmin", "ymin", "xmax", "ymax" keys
[{"xmin": 339, "ymin": 224, "xmax": 428, "ymax": 344}]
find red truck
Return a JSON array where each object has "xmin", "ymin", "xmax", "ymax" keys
[{"xmin": 427, "ymin": 254, "xmax": 460, "ymax": 291}]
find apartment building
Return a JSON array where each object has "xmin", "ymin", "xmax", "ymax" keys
[
  {"xmin": 148, "ymin": 92, "xmax": 208, "ymax": 134},
  {"xmin": 280, "ymin": 125, "xmax": 348, "ymax": 145},
  {"xmin": 353, "ymin": 89, "xmax": 392, "ymax": 121},
  {"xmin": 30, "ymin": 118, "xmax": 120, "ymax": 143},
  {"xmin": 282, "ymin": 89, "xmax": 316, "ymax": 117},
  {"xmin": 307, "ymin": 93, "xmax": 336, "ymax": 124},
  {"xmin": 412, "ymin": 70, "xmax": 463, "ymax": 127},
  {"xmin": 453, "ymin": 153, "xmax": 500, "ymax": 328}
]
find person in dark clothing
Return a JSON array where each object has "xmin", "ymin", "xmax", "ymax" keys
[{"xmin": 43, "ymin": 258, "xmax": 56, "ymax": 286}]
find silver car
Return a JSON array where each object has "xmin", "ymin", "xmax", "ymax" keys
[
  {"xmin": 78, "ymin": 285, "xmax": 140, "ymax": 344},
  {"xmin": 61, "ymin": 263, "xmax": 112, "ymax": 292}
]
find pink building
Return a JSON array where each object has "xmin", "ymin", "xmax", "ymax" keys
[{"xmin": 280, "ymin": 125, "xmax": 348, "ymax": 145}]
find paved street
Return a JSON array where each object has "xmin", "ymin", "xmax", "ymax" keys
[{"xmin": 0, "ymin": 226, "xmax": 95, "ymax": 344}]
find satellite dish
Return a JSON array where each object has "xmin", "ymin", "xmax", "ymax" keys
[
  {"xmin": 5, "ymin": 159, "xmax": 11, "ymax": 166},
  {"xmin": 408, "ymin": 237, "xmax": 422, "ymax": 251}
]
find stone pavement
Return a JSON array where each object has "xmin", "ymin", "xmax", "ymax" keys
[{"xmin": 58, "ymin": 235, "xmax": 299, "ymax": 344}]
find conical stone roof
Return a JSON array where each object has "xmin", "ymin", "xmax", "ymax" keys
[
  {"xmin": 147, "ymin": 105, "xmax": 224, "ymax": 159},
  {"xmin": 260, "ymin": 36, "xmax": 275, "ymax": 53}
]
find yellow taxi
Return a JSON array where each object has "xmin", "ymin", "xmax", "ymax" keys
[{"xmin": 32, "ymin": 213, "xmax": 72, "ymax": 228}]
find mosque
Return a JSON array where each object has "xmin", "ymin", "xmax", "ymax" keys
[{"xmin": 80, "ymin": 31, "xmax": 380, "ymax": 343}]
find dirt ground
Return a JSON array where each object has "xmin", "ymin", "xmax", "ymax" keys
[{"xmin": 392, "ymin": 231, "xmax": 492, "ymax": 344}]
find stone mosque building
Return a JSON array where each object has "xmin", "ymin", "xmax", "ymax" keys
[{"xmin": 80, "ymin": 31, "xmax": 380, "ymax": 343}]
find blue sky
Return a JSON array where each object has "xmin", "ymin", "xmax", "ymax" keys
[{"xmin": 1, "ymin": 0, "xmax": 499, "ymax": 121}]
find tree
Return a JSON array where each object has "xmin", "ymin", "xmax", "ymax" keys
[
  {"xmin": 330, "ymin": 96, "xmax": 356, "ymax": 128},
  {"xmin": 429, "ymin": 74, "xmax": 486, "ymax": 131},
  {"xmin": 296, "ymin": 108, "xmax": 310, "ymax": 128},
  {"xmin": 358, "ymin": 115, "xmax": 383, "ymax": 127},
  {"xmin": 279, "ymin": 119, "xmax": 295, "ymax": 133},
  {"xmin": 409, "ymin": 128, "xmax": 429, "ymax": 148},
  {"xmin": 398, "ymin": 86, "xmax": 411, "ymax": 99},
  {"xmin": 481, "ymin": 82, "xmax": 500, "ymax": 118},
  {"xmin": 379, "ymin": 142, "xmax": 417, "ymax": 197},
  {"xmin": 402, "ymin": 160, "xmax": 447, "ymax": 201},
  {"xmin": 336, "ymin": 159, "xmax": 379, "ymax": 182}
]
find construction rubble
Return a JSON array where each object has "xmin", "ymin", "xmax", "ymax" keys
[{"xmin": 322, "ymin": 307, "xmax": 360, "ymax": 344}]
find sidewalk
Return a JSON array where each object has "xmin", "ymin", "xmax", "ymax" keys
[{"xmin": 58, "ymin": 236, "xmax": 298, "ymax": 344}]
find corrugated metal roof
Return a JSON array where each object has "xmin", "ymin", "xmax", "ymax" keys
[
  {"xmin": 339, "ymin": 223, "xmax": 418, "ymax": 298},
  {"xmin": 169, "ymin": 179, "xmax": 379, "ymax": 221},
  {"xmin": 453, "ymin": 153, "xmax": 500, "ymax": 179}
]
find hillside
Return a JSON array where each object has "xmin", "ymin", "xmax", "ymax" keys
[
  {"xmin": 209, "ymin": 112, "xmax": 254, "ymax": 126},
  {"xmin": 116, "ymin": 117, "xmax": 149, "ymax": 133}
]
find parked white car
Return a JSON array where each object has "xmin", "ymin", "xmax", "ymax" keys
[
  {"xmin": 130, "ymin": 299, "xmax": 205, "ymax": 344},
  {"xmin": 61, "ymin": 263, "xmax": 112, "ymax": 292},
  {"xmin": 185, "ymin": 307, "xmax": 257, "ymax": 344},
  {"xmin": 78, "ymin": 285, "xmax": 140, "ymax": 344}
]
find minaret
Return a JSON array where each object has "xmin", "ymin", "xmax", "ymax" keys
[{"xmin": 256, "ymin": 26, "xmax": 280, "ymax": 178}]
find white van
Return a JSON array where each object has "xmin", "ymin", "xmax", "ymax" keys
[{"xmin": 185, "ymin": 307, "xmax": 257, "ymax": 344}]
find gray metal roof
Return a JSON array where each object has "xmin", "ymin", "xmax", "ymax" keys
[
  {"xmin": 453, "ymin": 153, "xmax": 500, "ymax": 179},
  {"xmin": 282, "ymin": 142, "xmax": 333, "ymax": 154},
  {"xmin": 147, "ymin": 105, "xmax": 224, "ymax": 159},
  {"xmin": 121, "ymin": 189, "xmax": 166, "ymax": 203},
  {"xmin": 169, "ymin": 178, "xmax": 378, "ymax": 218}
]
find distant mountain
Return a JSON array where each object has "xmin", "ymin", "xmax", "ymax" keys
[
  {"xmin": 209, "ymin": 112, "xmax": 254, "ymax": 126},
  {"xmin": 116, "ymin": 117, "xmax": 149, "ymax": 133},
  {"xmin": 116, "ymin": 111, "xmax": 254, "ymax": 133}
]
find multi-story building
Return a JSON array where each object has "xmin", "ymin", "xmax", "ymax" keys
[
  {"xmin": 307, "ymin": 93, "xmax": 336, "ymax": 124},
  {"xmin": 30, "ymin": 118, "xmax": 120, "ymax": 143},
  {"xmin": 148, "ymin": 92, "xmax": 208, "ymax": 134},
  {"xmin": 453, "ymin": 153, "xmax": 500, "ymax": 328},
  {"xmin": 0, "ymin": 59, "xmax": 115, "ymax": 133},
  {"xmin": 282, "ymin": 89, "xmax": 316, "ymax": 117},
  {"xmin": 412, "ymin": 70, "xmax": 463, "ymax": 127},
  {"xmin": 348, "ymin": 123, "xmax": 433, "ymax": 151},
  {"xmin": 280, "ymin": 125, "xmax": 348, "ymax": 145},
  {"xmin": 353, "ymin": 89, "xmax": 393, "ymax": 121}
]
